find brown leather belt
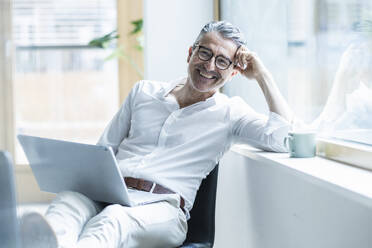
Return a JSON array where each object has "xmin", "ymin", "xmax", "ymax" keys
[{"xmin": 124, "ymin": 177, "xmax": 185, "ymax": 212}]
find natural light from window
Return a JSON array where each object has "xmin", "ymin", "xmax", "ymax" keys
[
  {"xmin": 221, "ymin": 0, "xmax": 372, "ymax": 147},
  {"xmin": 12, "ymin": 0, "xmax": 118, "ymax": 164}
]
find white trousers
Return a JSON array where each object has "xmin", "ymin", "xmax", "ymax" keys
[{"xmin": 45, "ymin": 191, "xmax": 187, "ymax": 248}]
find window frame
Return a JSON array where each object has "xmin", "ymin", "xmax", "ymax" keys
[{"xmin": 0, "ymin": 0, "xmax": 15, "ymax": 161}]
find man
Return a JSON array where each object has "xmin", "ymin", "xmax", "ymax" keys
[{"xmin": 22, "ymin": 21, "xmax": 292, "ymax": 248}]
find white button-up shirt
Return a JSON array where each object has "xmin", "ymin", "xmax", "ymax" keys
[{"xmin": 97, "ymin": 78, "xmax": 290, "ymax": 219}]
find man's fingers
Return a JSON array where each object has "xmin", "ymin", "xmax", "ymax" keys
[
  {"xmin": 234, "ymin": 53, "xmax": 243, "ymax": 68},
  {"xmin": 235, "ymin": 46, "xmax": 259, "ymax": 70},
  {"xmin": 238, "ymin": 54, "xmax": 246, "ymax": 69},
  {"xmin": 237, "ymin": 53, "xmax": 255, "ymax": 70}
]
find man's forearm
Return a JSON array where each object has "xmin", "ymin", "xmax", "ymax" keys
[
  {"xmin": 256, "ymin": 71, "xmax": 293, "ymax": 123},
  {"xmin": 234, "ymin": 46, "xmax": 294, "ymax": 123}
]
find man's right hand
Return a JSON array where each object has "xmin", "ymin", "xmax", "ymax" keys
[{"xmin": 234, "ymin": 46, "xmax": 269, "ymax": 81}]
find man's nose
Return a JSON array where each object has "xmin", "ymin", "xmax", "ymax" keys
[{"xmin": 204, "ymin": 57, "xmax": 216, "ymax": 71}]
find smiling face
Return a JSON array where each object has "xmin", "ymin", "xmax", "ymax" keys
[{"xmin": 187, "ymin": 32, "xmax": 239, "ymax": 93}]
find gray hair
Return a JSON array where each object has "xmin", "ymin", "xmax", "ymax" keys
[{"xmin": 192, "ymin": 21, "xmax": 247, "ymax": 50}]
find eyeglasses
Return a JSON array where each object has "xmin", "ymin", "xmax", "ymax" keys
[{"xmin": 195, "ymin": 45, "xmax": 234, "ymax": 70}]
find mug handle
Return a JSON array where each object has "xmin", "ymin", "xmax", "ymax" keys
[{"xmin": 284, "ymin": 136, "xmax": 294, "ymax": 153}]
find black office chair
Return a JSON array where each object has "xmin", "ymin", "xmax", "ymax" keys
[{"xmin": 180, "ymin": 164, "xmax": 219, "ymax": 248}]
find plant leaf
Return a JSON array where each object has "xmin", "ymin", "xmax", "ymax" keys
[
  {"xmin": 88, "ymin": 30, "xmax": 119, "ymax": 48},
  {"xmin": 130, "ymin": 19, "xmax": 143, "ymax": 35}
]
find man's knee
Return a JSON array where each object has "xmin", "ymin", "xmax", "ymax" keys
[
  {"xmin": 101, "ymin": 204, "xmax": 123, "ymax": 214},
  {"xmin": 54, "ymin": 191, "xmax": 88, "ymax": 205},
  {"xmin": 100, "ymin": 204, "xmax": 128, "ymax": 223},
  {"xmin": 50, "ymin": 191, "xmax": 99, "ymax": 214},
  {"xmin": 56, "ymin": 191, "xmax": 89, "ymax": 202}
]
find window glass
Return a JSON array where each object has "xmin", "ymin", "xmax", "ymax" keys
[
  {"xmin": 221, "ymin": 0, "xmax": 372, "ymax": 145},
  {"xmin": 13, "ymin": 0, "xmax": 118, "ymax": 163}
]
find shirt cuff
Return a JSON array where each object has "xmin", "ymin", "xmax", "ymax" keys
[{"xmin": 264, "ymin": 112, "xmax": 291, "ymax": 152}]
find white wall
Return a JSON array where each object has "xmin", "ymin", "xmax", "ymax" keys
[
  {"xmin": 143, "ymin": 0, "xmax": 214, "ymax": 81},
  {"xmin": 216, "ymin": 150, "xmax": 372, "ymax": 248}
]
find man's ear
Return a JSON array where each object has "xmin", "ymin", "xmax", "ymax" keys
[{"xmin": 187, "ymin": 46, "xmax": 193, "ymax": 63}]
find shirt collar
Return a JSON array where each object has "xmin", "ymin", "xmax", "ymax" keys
[
  {"xmin": 162, "ymin": 76, "xmax": 220, "ymax": 104},
  {"xmin": 163, "ymin": 77, "xmax": 186, "ymax": 98}
]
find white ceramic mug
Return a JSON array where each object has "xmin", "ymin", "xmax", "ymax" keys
[{"xmin": 284, "ymin": 131, "xmax": 316, "ymax": 158}]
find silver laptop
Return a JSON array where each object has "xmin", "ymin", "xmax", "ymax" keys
[{"xmin": 17, "ymin": 134, "xmax": 132, "ymax": 207}]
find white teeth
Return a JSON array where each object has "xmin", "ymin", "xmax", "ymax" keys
[{"xmin": 199, "ymin": 71, "xmax": 214, "ymax": 79}]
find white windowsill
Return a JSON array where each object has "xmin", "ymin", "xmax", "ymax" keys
[
  {"xmin": 231, "ymin": 144, "xmax": 372, "ymax": 208},
  {"xmin": 317, "ymin": 137, "xmax": 372, "ymax": 171}
]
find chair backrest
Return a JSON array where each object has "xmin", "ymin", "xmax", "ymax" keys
[
  {"xmin": 0, "ymin": 151, "xmax": 20, "ymax": 248},
  {"xmin": 184, "ymin": 164, "xmax": 219, "ymax": 246}
]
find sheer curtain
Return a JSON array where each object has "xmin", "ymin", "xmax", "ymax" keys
[
  {"xmin": 221, "ymin": 0, "xmax": 288, "ymax": 115},
  {"xmin": 221, "ymin": 0, "xmax": 372, "ymax": 145},
  {"xmin": 315, "ymin": 39, "xmax": 372, "ymax": 145}
]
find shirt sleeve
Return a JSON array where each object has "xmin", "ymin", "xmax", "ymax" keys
[
  {"xmin": 97, "ymin": 81, "xmax": 141, "ymax": 154},
  {"xmin": 229, "ymin": 96, "xmax": 291, "ymax": 152}
]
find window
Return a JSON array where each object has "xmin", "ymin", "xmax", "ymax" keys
[
  {"xmin": 220, "ymin": 0, "xmax": 372, "ymax": 168},
  {"xmin": 13, "ymin": 0, "xmax": 118, "ymax": 164}
]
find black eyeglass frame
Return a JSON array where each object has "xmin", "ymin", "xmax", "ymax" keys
[{"xmin": 194, "ymin": 45, "xmax": 237, "ymax": 70}]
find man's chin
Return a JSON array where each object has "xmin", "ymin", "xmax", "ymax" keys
[{"xmin": 191, "ymin": 81, "xmax": 219, "ymax": 93}]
